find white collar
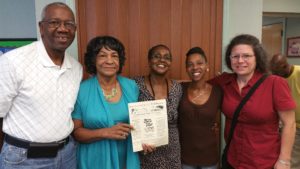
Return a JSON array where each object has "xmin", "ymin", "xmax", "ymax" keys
[{"xmin": 37, "ymin": 41, "xmax": 72, "ymax": 69}]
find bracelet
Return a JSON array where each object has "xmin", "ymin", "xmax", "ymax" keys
[{"xmin": 278, "ymin": 159, "xmax": 290, "ymax": 166}]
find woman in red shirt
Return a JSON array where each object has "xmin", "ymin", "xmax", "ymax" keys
[{"xmin": 212, "ymin": 34, "xmax": 296, "ymax": 169}]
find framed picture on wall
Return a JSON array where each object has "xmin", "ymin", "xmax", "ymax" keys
[
  {"xmin": 0, "ymin": 38, "xmax": 37, "ymax": 56},
  {"xmin": 287, "ymin": 36, "xmax": 300, "ymax": 57}
]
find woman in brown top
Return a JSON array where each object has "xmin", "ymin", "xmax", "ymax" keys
[{"xmin": 178, "ymin": 47, "xmax": 222, "ymax": 169}]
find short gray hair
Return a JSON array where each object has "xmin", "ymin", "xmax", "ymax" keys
[{"xmin": 40, "ymin": 2, "xmax": 73, "ymax": 21}]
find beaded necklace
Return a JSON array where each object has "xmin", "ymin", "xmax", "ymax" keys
[{"xmin": 102, "ymin": 82, "xmax": 118, "ymax": 100}]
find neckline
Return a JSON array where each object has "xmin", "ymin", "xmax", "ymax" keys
[
  {"xmin": 189, "ymin": 83, "xmax": 209, "ymax": 102},
  {"xmin": 97, "ymin": 76, "xmax": 119, "ymax": 101},
  {"xmin": 186, "ymin": 82, "xmax": 212, "ymax": 106},
  {"xmin": 148, "ymin": 75, "xmax": 169, "ymax": 99}
]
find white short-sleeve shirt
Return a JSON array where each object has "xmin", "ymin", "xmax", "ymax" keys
[{"xmin": 0, "ymin": 41, "xmax": 82, "ymax": 142}]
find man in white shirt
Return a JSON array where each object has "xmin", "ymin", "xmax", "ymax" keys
[{"xmin": 0, "ymin": 2, "xmax": 82, "ymax": 169}]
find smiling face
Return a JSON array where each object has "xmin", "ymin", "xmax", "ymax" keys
[
  {"xmin": 186, "ymin": 53, "xmax": 208, "ymax": 82},
  {"xmin": 230, "ymin": 44, "xmax": 256, "ymax": 79},
  {"xmin": 148, "ymin": 46, "xmax": 172, "ymax": 75},
  {"xmin": 39, "ymin": 5, "xmax": 76, "ymax": 55},
  {"xmin": 95, "ymin": 47, "xmax": 120, "ymax": 78}
]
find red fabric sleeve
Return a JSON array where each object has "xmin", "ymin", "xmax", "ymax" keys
[{"xmin": 272, "ymin": 75, "xmax": 296, "ymax": 111}]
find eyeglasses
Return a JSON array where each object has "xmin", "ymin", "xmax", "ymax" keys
[
  {"xmin": 151, "ymin": 54, "xmax": 172, "ymax": 61},
  {"xmin": 230, "ymin": 53, "xmax": 254, "ymax": 61},
  {"xmin": 40, "ymin": 19, "xmax": 76, "ymax": 30}
]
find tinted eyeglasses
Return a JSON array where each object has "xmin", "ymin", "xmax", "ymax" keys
[{"xmin": 40, "ymin": 19, "xmax": 76, "ymax": 30}]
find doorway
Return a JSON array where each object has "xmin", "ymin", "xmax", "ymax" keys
[
  {"xmin": 262, "ymin": 13, "xmax": 300, "ymax": 65},
  {"xmin": 262, "ymin": 23, "xmax": 283, "ymax": 59}
]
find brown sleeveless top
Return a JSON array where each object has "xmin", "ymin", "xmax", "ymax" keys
[{"xmin": 178, "ymin": 82, "xmax": 222, "ymax": 166}]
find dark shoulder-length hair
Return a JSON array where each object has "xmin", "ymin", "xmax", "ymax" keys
[
  {"xmin": 225, "ymin": 34, "xmax": 268, "ymax": 73},
  {"xmin": 147, "ymin": 44, "xmax": 172, "ymax": 61},
  {"xmin": 84, "ymin": 35, "xmax": 126, "ymax": 75}
]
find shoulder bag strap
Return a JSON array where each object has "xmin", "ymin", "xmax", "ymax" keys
[{"xmin": 224, "ymin": 74, "xmax": 269, "ymax": 153}]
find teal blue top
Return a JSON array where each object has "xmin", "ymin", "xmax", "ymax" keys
[
  {"xmin": 107, "ymin": 96, "xmax": 127, "ymax": 169},
  {"xmin": 72, "ymin": 76, "xmax": 140, "ymax": 169}
]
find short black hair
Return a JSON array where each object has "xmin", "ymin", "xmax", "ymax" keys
[
  {"xmin": 225, "ymin": 34, "xmax": 268, "ymax": 73},
  {"xmin": 147, "ymin": 44, "xmax": 172, "ymax": 61},
  {"xmin": 84, "ymin": 36, "xmax": 126, "ymax": 75},
  {"xmin": 185, "ymin": 47, "xmax": 207, "ymax": 65}
]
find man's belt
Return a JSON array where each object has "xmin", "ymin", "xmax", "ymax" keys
[{"xmin": 5, "ymin": 134, "xmax": 69, "ymax": 158}]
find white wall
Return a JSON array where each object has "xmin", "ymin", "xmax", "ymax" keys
[
  {"xmin": 0, "ymin": 0, "xmax": 37, "ymax": 38},
  {"xmin": 222, "ymin": 0, "xmax": 263, "ymax": 71},
  {"xmin": 286, "ymin": 18, "xmax": 300, "ymax": 38},
  {"xmin": 263, "ymin": 0, "xmax": 300, "ymax": 13},
  {"xmin": 35, "ymin": 0, "xmax": 78, "ymax": 59}
]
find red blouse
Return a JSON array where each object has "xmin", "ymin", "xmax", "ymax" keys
[{"xmin": 212, "ymin": 71, "xmax": 296, "ymax": 169}]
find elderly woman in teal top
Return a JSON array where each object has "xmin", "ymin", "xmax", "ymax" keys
[{"xmin": 72, "ymin": 36, "xmax": 140, "ymax": 169}]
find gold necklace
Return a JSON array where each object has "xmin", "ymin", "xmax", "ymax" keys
[
  {"xmin": 191, "ymin": 84, "xmax": 208, "ymax": 102},
  {"xmin": 192, "ymin": 91, "xmax": 205, "ymax": 101}
]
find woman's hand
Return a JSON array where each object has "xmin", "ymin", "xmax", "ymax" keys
[
  {"xmin": 142, "ymin": 144, "xmax": 156, "ymax": 155},
  {"xmin": 73, "ymin": 120, "xmax": 133, "ymax": 142},
  {"xmin": 102, "ymin": 123, "xmax": 133, "ymax": 140},
  {"xmin": 274, "ymin": 109, "xmax": 295, "ymax": 169},
  {"xmin": 274, "ymin": 159, "xmax": 290, "ymax": 169},
  {"xmin": 211, "ymin": 122, "xmax": 219, "ymax": 134},
  {"xmin": 275, "ymin": 109, "xmax": 295, "ymax": 169}
]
